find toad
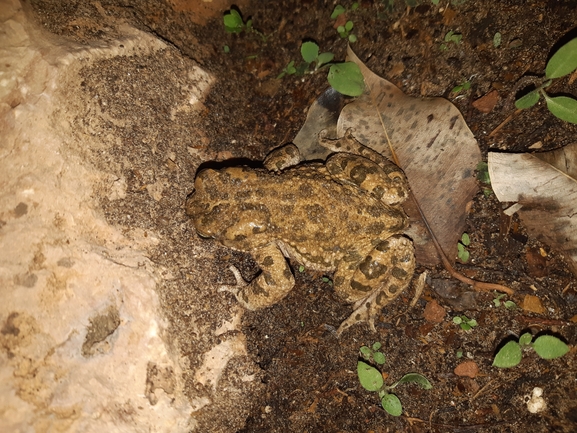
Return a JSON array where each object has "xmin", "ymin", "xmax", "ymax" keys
[{"xmin": 186, "ymin": 129, "xmax": 415, "ymax": 335}]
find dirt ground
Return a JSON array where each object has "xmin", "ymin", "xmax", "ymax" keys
[{"xmin": 29, "ymin": 0, "xmax": 577, "ymax": 432}]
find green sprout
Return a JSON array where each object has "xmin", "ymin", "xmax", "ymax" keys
[
  {"xmin": 277, "ymin": 42, "xmax": 334, "ymax": 78},
  {"xmin": 493, "ymin": 292, "xmax": 517, "ymax": 309},
  {"xmin": 360, "ymin": 341, "xmax": 386, "ymax": 365},
  {"xmin": 493, "ymin": 333, "xmax": 569, "ymax": 368},
  {"xmin": 331, "ymin": 5, "xmax": 346, "ymax": 19},
  {"xmin": 452, "ymin": 80, "xmax": 471, "ymax": 95},
  {"xmin": 331, "ymin": 4, "xmax": 358, "ymax": 43},
  {"xmin": 223, "ymin": 8, "xmax": 266, "ymax": 41},
  {"xmin": 223, "ymin": 9, "xmax": 249, "ymax": 33},
  {"xmin": 515, "ymin": 37, "xmax": 577, "ymax": 124},
  {"xmin": 457, "ymin": 233, "xmax": 471, "ymax": 263},
  {"xmin": 476, "ymin": 161, "xmax": 492, "ymax": 196},
  {"xmin": 278, "ymin": 41, "xmax": 365, "ymax": 97},
  {"xmin": 493, "ymin": 32, "xmax": 502, "ymax": 48},
  {"xmin": 440, "ymin": 30, "xmax": 462, "ymax": 50},
  {"xmin": 357, "ymin": 344, "xmax": 432, "ymax": 416},
  {"xmin": 453, "ymin": 314, "xmax": 477, "ymax": 331}
]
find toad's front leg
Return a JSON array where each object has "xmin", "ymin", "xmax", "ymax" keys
[{"xmin": 220, "ymin": 242, "xmax": 295, "ymax": 310}]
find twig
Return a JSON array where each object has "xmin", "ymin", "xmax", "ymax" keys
[{"xmin": 488, "ymin": 108, "xmax": 521, "ymax": 137}]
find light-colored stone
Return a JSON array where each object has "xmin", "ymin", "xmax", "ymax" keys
[{"xmin": 0, "ymin": 1, "xmax": 253, "ymax": 431}]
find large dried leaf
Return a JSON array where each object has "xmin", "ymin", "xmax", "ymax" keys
[
  {"xmin": 489, "ymin": 147, "xmax": 577, "ymax": 275},
  {"xmin": 336, "ymin": 47, "xmax": 481, "ymax": 265}
]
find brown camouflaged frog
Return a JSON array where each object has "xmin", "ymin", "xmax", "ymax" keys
[{"xmin": 186, "ymin": 129, "xmax": 415, "ymax": 335}]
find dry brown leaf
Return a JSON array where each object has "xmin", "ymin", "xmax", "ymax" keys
[
  {"xmin": 454, "ymin": 360, "xmax": 479, "ymax": 378},
  {"xmin": 472, "ymin": 90, "xmax": 500, "ymax": 113},
  {"xmin": 521, "ymin": 294, "xmax": 546, "ymax": 314},
  {"xmin": 423, "ymin": 299, "xmax": 446, "ymax": 323},
  {"xmin": 338, "ymin": 46, "xmax": 481, "ymax": 265},
  {"xmin": 489, "ymin": 148, "xmax": 577, "ymax": 275}
]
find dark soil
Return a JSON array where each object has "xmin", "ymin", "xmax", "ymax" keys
[{"xmin": 30, "ymin": 0, "xmax": 577, "ymax": 432}]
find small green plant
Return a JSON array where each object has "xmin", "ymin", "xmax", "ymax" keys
[
  {"xmin": 476, "ymin": 161, "xmax": 490, "ymax": 184},
  {"xmin": 475, "ymin": 161, "xmax": 492, "ymax": 196},
  {"xmin": 452, "ymin": 79, "xmax": 471, "ymax": 95},
  {"xmin": 278, "ymin": 41, "xmax": 365, "ymax": 96},
  {"xmin": 337, "ymin": 20, "xmax": 356, "ymax": 42},
  {"xmin": 331, "ymin": 4, "xmax": 359, "ymax": 43},
  {"xmin": 358, "ymin": 344, "xmax": 432, "ymax": 416},
  {"xmin": 278, "ymin": 42, "xmax": 334, "ymax": 78},
  {"xmin": 360, "ymin": 342, "xmax": 386, "ymax": 365},
  {"xmin": 515, "ymin": 37, "xmax": 577, "ymax": 124},
  {"xmin": 493, "ymin": 32, "xmax": 502, "ymax": 48},
  {"xmin": 278, "ymin": 60, "xmax": 296, "ymax": 77},
  {"xmin": 223, "ymin": 8, "xmax": 266, "ymax": 41},
  {"xmin": 457, "ymin": 233, "xmax": 471, "ymax": 263},
  {"xmin": 440, "ymin": 30, "xmax": 462, "ymax": 50},
  {"xmin": 453, "ymin": 314, "xmax": 477, "ymax": 331},
  {"xmin": 493, "ymin": 333, "xmax": 570, "ymax": 368},
  {"xmin": 322, "ymin": 276, "xmax": 333, "ymax": 286},
  {"xmin": 300, "ymin": 41, "xmax": 335, "ymax": 71},
  {"xmin": 493, "ymin": 292, "xmax": 517, "ymax": 309},
  {"xmin": 223, "ymin": 9, "xmax": 250, "ymax": 34}
]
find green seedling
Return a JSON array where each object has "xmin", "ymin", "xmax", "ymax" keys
[
  {"xmin": 331, "ymin": 5, "xmax": 346, "ymax": 18},
  {"xmin": 452, "ymin": 80, "xmax": 471, "ymax": 95},
  {"xmin": 357, "ymin": 348, "xmax": 432, "ymax": 416},
  {"xmin": 322, "ymin": 276, "xmax": 333, "ymax": 286},
  {"xmin": 515, "ymin": 37, "xmax": 577, "ymax": 124},
  {"xmin": 278, "ymin": 60, "xmax": 296, "ymax": 78},
  {"xmin": 493, "ymin": 32, "xmax": 502, "ymax": 48},
  {"xmin": 300, "ymin": 41, "xmax": 335, "ymax": 71},
  {"xmin": 223, "ymin": 9, "xmax": 249, "ymax": 34},
  {"xmin": 278, "ymin": 42, "xmax": 365, "ymax": 97},
  {"xmin": 331, "ymin": 4, "xmax": 359, "ymax": 43},
  {"xmin": 440, "ymin": 30, "xmax": 462, "ymax": 50},
  {"xmin": 476, "ymin": 161, "xmax": 490, "ymax": 184},
  {"xmin": 457, "ymin": 233, "xmax": 471, "ymax": 263},
  {"xmin": 327, "ymin": 62, "xmax": 364, "ymax": 96},
  {"xmin": 493, "ymin": 292, "xmax": 517, "ymax": 309},
  {"xmin": 223, "ymin": 8, "xmax": 266, "ymax": 41},
  {"xmin": 337, "ymin": 20, "xmax": 356, "ymax": 42},
  {"xmin": 453, "ymin": 314, "xmax": 477, "ymax": 331},
  {"xmin": 476, "ymin": 161, "xmax": 492, "ymax": 196},
  {"xmin": 277, "ymin": 42, "xmax": 334, "ymax": 78},
  {"xmin": 493, "ymin": 333, "xmax": 569, "ymax": 368},
  {"xmin": 360, "ymin": 341, "xmax": 386, "ymax": 365}
]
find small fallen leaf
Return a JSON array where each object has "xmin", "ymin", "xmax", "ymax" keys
[
  {"xmin": 472, "ymin": 90, "xmax": 500, "ymax": 113},
  {"xmin": 423, "ymin": 299, "xmax": 446, "ymax": 323},
  {"xmin": 454, "ymin": 360, "xmax": 479, "ymax": 378},
  {"xmin": 521, "ymin": 294, "xmax": 546, "ymax": 314}
]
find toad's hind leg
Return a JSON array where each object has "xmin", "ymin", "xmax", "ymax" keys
[
  {"xmin": 335, "ymin": 235, "xmax": 415, "ymax": 336},
  {"xmin": 220, "ymin": 242, "xmax": 295, "ymax": 310}
]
